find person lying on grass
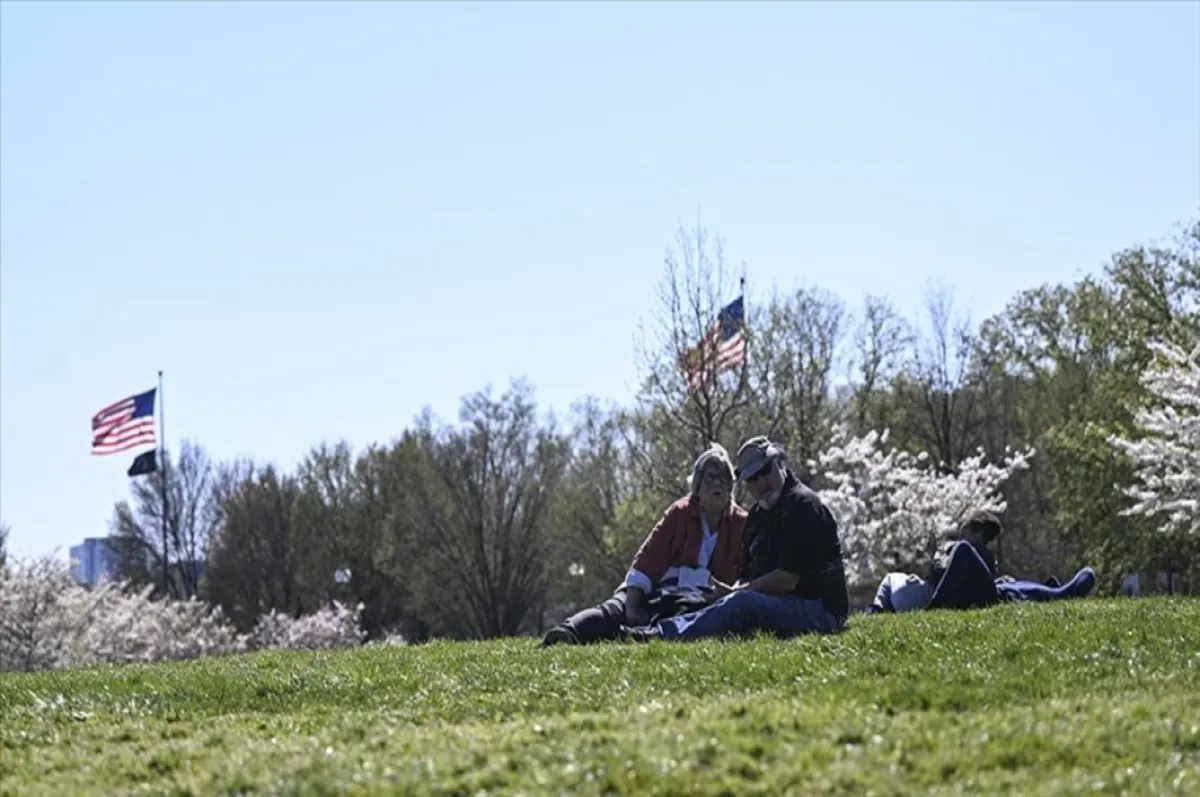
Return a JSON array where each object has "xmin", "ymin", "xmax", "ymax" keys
[
  {"xmin": 867, "ymin": 510, "xmax": 1097, "ymax": 614},
  {"xmin": 617, "ymin": 435, "xmax": 849, "ymax": 643},
  {"xmin": 540, "ymin": 442, "xmax": 748, "ymax": 646}
]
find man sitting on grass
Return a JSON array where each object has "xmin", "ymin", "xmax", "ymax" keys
[
  {"xmin": 868, "ymin": 511, "xmax": 1097, "ymax": 613},
  {"xmin": 620, "ymin": 436, "xmax": 849, "ymax": 642}
]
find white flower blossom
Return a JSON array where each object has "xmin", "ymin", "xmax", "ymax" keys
[
  {"xmin": 1108, "ymin": 340, "xmax": 1200, "ymax": 536},
  {"xmin": 0, "ymin": 555, "xmax": 367, "ymax": 672},
  {"xmin": 808, "ymin": 426, "xmax": 1034, "ymax": 587},
  {"xmin": 251, "ymin": 603, "xmax": 365, "ymax": 651}
]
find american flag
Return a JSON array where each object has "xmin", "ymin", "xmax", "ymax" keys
[
  {"xmin": 92, "ymin": 388, "xmax": 157, "ymax": 455},
  {"xmin": 680, "ymin": 296, "xmax": 746, "ymax": 392}
]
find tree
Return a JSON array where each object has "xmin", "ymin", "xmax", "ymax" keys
[
  {"xmin": 544, "ymin": 398, "xmax": 650, "ymax": 606},
  {"xmin": 630, "ymin": 219, "xmax": 752, "ymax": 500},
  {"xmin": 627, "ymin": 219, "xmax": 851, "ymax": 513},
  {"xmin": 107, "ymin": 441, "xmax": 219, "ymax": 599},
  {"xmin": 984, "ymin": 277, "xmax": 1131, "ymax": 577},
  {"xmin": 1105, "ymin": 220, "xmax": 1200, "ymax": 355},
  {"xmin": 0, "ymin": 523, "xmax": 9, "ymax": 571},
  {"xmin": 0, "ymin": 555, "xmax": 73, "ymax": 671},
  {"xmin": 1108, "ymin": 341, "xmax": 1200, "ymax": 537},
  {"xmin": 408, "ymin": 380, "xmax": 571, "ymax": 638},
  {"xmin": 743, "ymin": 285, "xmax": 848, "ymax": 472},
  {"xmin": 203, "ymin": 460, "xmax": 307, "ymax": 633},
  {"xmin": 892, "ymin": 285, "xmax": 985, "ymax": 469},
  {"xmin": 847, "ymin": 294, "xmax": 912, "ymax": 435},
  {"xmin": 982, "ymin": 220, "xmax": 1200, "ymax": 584},
  {"xmin": 295, "ymin": 439, "xmax": 423, "ymax": 639},
  {"xmin": 810, "ymin": 426, "xmax": 1033, "ymax": 592}
]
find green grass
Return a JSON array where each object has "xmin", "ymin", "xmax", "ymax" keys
[{"xmin": 2, "ymin": 599, "xmax": 1199, "ymax": 796}]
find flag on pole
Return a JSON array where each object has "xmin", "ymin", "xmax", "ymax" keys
[
  {"xmin": 680, "ymin": 295, "xmax": 746, "ymax": 392},
  {"xmin": 127, "ymin": 449, "xmax": 158, "ymax": 477},
  {"xmin": 92, "ymin": 388, "xmax": 156, "ymax": 455}
]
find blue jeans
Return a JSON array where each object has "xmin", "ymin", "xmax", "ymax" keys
[
  {"xmin": 647, "ymin": 589, "xmax": 842, "ymax": 640},
  {"xmin": 929, "ymin": 542, "xmax": 1098, "ymax": 609},
  {"xmin": 868, "ymin": 572, "xmax": 934, "ymax": 613},
  {"xmin": 997, "ymin": 568, "xmax": 1096, "ymax": 602}
]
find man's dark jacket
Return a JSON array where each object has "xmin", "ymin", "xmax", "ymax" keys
[{"xmin": 740, "ymin": 470, "xmax": 850, "ymax": 621}]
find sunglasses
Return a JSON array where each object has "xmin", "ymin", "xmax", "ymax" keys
[{"xmin": 742, "ymin": 467, "xmax": 771, "ymax": 484}]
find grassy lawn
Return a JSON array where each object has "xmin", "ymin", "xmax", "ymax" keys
[{"xmin": 2, "ymin": 598, "xmax": 1199, "ymax": 796}]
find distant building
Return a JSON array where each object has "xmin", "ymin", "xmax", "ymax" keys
[{"xmin": 69, "ymin": 537, "xmax": 115, "ymax": 586}]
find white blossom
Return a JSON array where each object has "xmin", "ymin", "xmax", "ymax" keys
[
  {"xmin": 808, "ymin": 426, "xmax": 1034, "ymax": 587},
  {"xmin": 1108, "ymin": 340, "xmax": 1200, "ymax": 536},
  {"xmin": 0, "ymin": 554, "xmax": 368, "ymax": 672},
  {"xmin": 251, "ymin": 602, "xmax": 365, "ymax": 651}
]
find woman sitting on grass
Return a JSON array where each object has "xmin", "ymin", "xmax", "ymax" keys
[
  {"xmin": 868, "ymin": 510, "xmax": 1096, "ymax": 613},
  {"xmin": 540, "ymin": 443, "xmax": 747, "ymax": 646}
]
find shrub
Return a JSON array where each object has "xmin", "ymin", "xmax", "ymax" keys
[{"xmin": 0, "ymin": 554, "xmax": 368, "ymax": 672}]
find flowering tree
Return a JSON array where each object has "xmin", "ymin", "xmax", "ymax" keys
[
  {"xmin": 0, "ymin": 554, "xmax": 370, "ymax": 673},
  {"xmin": 808, "ymin": 426, "xmax": 1034, "ymax": 587},
  {"xmin": 252, "ymin": 603, "xmax": 365, "ymax": 651},
  {"xmin": 1108, "ymin": 341, "xmax": 1200, "ymax": 537}
]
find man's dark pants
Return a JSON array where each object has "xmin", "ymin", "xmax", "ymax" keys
[
  {"xmin": 556, "ymin": 589, "xmax": 714, "ymax": 643},
  {"xmin": 929, "ymin": 541, "xmax": 1097, "ymax": 609}
]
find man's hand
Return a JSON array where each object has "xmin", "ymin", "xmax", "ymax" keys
[{"xmin": 739, "ymin": 570, "xmax": 798, "ymax": 596}]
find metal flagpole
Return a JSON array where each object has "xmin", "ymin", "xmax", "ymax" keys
[
  {"xmin": 740, "ymin": 271, "xmax": 747, "ymax": 337},
  {"xmin": 158, "ymin": 370, "xmax": 170, "ymax": 596},
  {"xmin": 739, "ymin": 272, "xmax": 749, "ymax": 386}
]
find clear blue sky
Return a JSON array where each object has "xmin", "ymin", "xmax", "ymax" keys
[{"xmin": 2, "ymin": 2, "xmax": 1197, "ymax": 561}]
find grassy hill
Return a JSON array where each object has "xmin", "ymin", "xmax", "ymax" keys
[{"xmin": 2, "ymin": 598, "xmax": 1198, "ymax": 795}]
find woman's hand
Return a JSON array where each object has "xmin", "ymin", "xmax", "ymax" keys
[{"xmin": 709, "ymin": 580, "xmax": 738, "ymax": 600}]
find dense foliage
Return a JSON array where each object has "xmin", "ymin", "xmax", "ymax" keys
[{"xmin": 1, "ymin": 218, "xmax": 1196, "ymax": 656}]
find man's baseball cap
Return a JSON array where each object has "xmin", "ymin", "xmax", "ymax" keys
[{"xmin": 736, "ymin": 436, "xmax": 784, "ymax": 480}]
